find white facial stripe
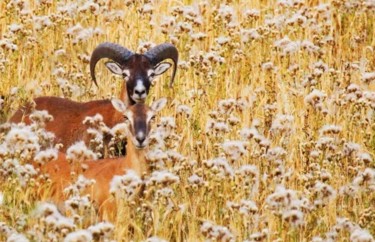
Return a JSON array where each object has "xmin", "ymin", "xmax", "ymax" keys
[
  {"xmin": 135, "ymin": 80, "xmax": 144, "ymax": 90},
  {"xmin": 134, "ymin": 80, "xmax": 146, "ymax": 100},
  {"xmin": 147, "ymin": 69, "xmax": 155, "ymax": 77},
  {"xmin": 146, "ymin": 111, "xmax": 155, "ymax": 123},
  {"xmin": 136, "ymin": 131, "xmax": 145, "ymax": 139},
  {"xmin": 125, "ymin": 111, "xmax": 134, "ymax": 127},
  {"xmin": 122, "ymin": 69, "xmax": 130, "ymax": 76},
  {"xmin": 122, "ymin": 70, "xmax": 130, "ymax": 81},
  {"xmin": 128, "ymin": 110, "xmax": 151, "ymax": 148}
]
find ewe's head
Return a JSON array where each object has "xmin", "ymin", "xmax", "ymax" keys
[
  {"xmin": 90, "ymin": 42, "xmax": 178, "ymax": 105},
  {"xmin": 111, "ymin": 98, "xmax": 167, "ymax": 149}
]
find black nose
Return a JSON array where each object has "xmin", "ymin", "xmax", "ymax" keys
[
  {"xmin": 135, "ymin": 89, "xmax": 146, "ymax": 95},
  {"xmin": 136, "ymin": 135, "xmax": 146, "ymax": 145}
]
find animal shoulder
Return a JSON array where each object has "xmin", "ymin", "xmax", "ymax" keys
[{"xmin": 84, "ymin": 158, "xmax": 126, "ymax": 178}]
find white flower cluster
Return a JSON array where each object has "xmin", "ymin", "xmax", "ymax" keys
[
  {"xmin": 176, "ymin": 104, "xmax": 192, "ymax": 118},
  {"xmin": 227, "ymin": 199, "xmax": 258, "ymax": 215},
  {"xmin": 270, "ymin": 114, "xmax": 295, "ymax": 136},
  {"xmin": 146, "ymin": 148, "xmax": 168, "ymax": 167},
  {"xmin": 56, "ymin": 77, "xmax": 83, "ymax": 98},
  {"xmin": 361, "ymin": 72, "xmax": 375, "ymax": 83},
  {"xmin": 29, "ymin": 110, "xmax": 53, "ymax": 128},
  {"xmin": 1, "ymin": 0, "xmax": 375, "ymax": 240},
  {"xmin": 205, "ymin": 98, "xmax": 247, "ymax": 136},
  {"xmin": 200, "ymin": 221, "xmax": 235, "ymax": 242},
  {"xmin": 203, "ymin": 157, "xmax": 234, "ymax": 178},
  {"xmin": 66, "ymin": 141, "xmax": 97, "ymax": 163},
  {"xmin": 312, "ymin": 181, "xmax": 336, "ymax": 207},
  {"xmin": 241, "ymin": 28, "xmax": 261, "ymax": 42},
  {"xmin": 33, "ymin": 15, "xmax": 53, "ymax": 30},
  {"xmin": 83, "ymin": 113, "xmax": 113, "ymax": 155},
  {"xmin": 110, "ymin": 170, "xmax": 143, "ymax": 201},
  {"xmin": 4, "ymin": 124, "xmax": 40, "ymax": 154},
  {"xmin": 86, "ymin": 222, "xmax": 114, "ymax": 241},
  {"xmin": 305, "ymin": 89, "xmax": 327, "ymax": 111},
  {"xmin": 35, "ymin": 203, "xmax": 76, "ymax": 237},
  {"xmin": 340, "ymin": 168, "xmax": 375, "ymax": 197},
  {"xmin": 245, "ymin": 229, "xmax": 269, "ymax": 242},
  {"xmin": 187, "ymin": 174, "xmax": 205, "ymax": 187},
  {"xmin": 262, "ymin": 147, "xmax": 287, "ymax": 165},
  {"xmin": 266, "ymin": 185, "xmax": 311, "ymax": 227},
  {"xmin": 221, "ymin": 140, "xmax": 248, "ymax": 162},
  {"xmin": 33, "ymin": 148, "xmax": 58, "ymax": 166},
  {"xmin": 149, "ymin": 116, "xmax": 180, "ymax": 149},
  {"xmin": 30, "ymin": 202, "xmax": 114, "ymax": 241},
  {"xmin": 63, "ymin": 175, "xmax": 96, "ymax": 197},
  {"xmin": 312, "ymin": 217, "xmax": 374, "ymax": 242},
  {"xmin": 64, "ymin": 194, "xmax": 92, "ymax": 216},
  {"xmin": 147, "ymin": 170, "xmax": 180, "ymax": 186},
  {"xmin": 0, "ymin": 121, "xmax": 59, "ymax": 188},
  {"xmin": 66, "ymin": 24, "xmax": 103, "ymax": 44}
]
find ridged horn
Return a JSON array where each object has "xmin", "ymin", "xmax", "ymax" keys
[
  {"xmin": 144, "ymin": 43, "xmax": 178, "ymax": 87},
  {"xmin": 90, "ymin": 42, "xmax": 134, "ymax": 86}
]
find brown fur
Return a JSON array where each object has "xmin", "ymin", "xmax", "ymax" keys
[
  {"xmin": 40, "ymin": 138, "xmax": 147, "ymax": 218},
  {"xmin": 34, "ymin": 102, "xmax": 160, "ymax": 219},
  {"xmin": 9, "ymin": 96, "xmax": 124, "ymax": 152}
]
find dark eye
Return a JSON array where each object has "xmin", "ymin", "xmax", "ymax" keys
[
  {"xmin": 149, "ymin": 72, "xmax": 155, "ymax": 78},
  {"xmin": 122, "ymin": 72, "xmax": 130, "ymax": 81},
  {"xmin": 150, "ymin": 116, "xmax": 156, "ymax": 122},
  {"xmin": 123, "ymin": 116, "xmax": 130, "ymax": 122}
]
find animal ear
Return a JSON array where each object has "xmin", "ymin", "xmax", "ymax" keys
[
  {"xmin": 105, "ymin": 61, "xmax": 123, "ymax": 75},
  {"xmin": 151, "ymin": 98, "xmax": 167, "ymax": 112},
  {"xmin": 111, "ymin": 98, "xmax": 127, "ymax": 113},
  {"xmin": 154, "ymin": 62, "xmax": 172, "ymax": 76}
]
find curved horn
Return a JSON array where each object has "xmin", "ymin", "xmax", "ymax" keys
[
  {"xmin": 144, "ymin": 43, "xmax": 178, "ymax": 87},
  {"xmin": 90, "ymin": 42, "xmax": 134, "ymax": 86}
]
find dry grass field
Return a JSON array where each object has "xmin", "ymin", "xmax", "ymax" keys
[{"xmin": 0, "ymin": 0, "xmax": 375, "ymax": 241}]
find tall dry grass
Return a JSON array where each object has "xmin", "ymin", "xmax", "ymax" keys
[{"xmin": 0, "ymin": 0, "xmax": 374, "ymax": 241}]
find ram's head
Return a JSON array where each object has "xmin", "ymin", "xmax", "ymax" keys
[{"xmin": 90, "ymin": 42, "xmax": 178, "ymax": 105}]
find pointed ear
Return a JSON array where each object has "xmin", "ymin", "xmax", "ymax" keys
[
  {"xmin": 154, "ymin": 62, "xmax": 172, "ymax": 76},
  {"xmin": 111, "ymin": 98, "xmax": 127, "ymax": 113},
  {"xmin": 151, "ymin": 98, "xmax": 167, "ymax": 112},
  {"xmin": 105, "ymin": 61, "xmax": 123, "ymax": 75}
]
